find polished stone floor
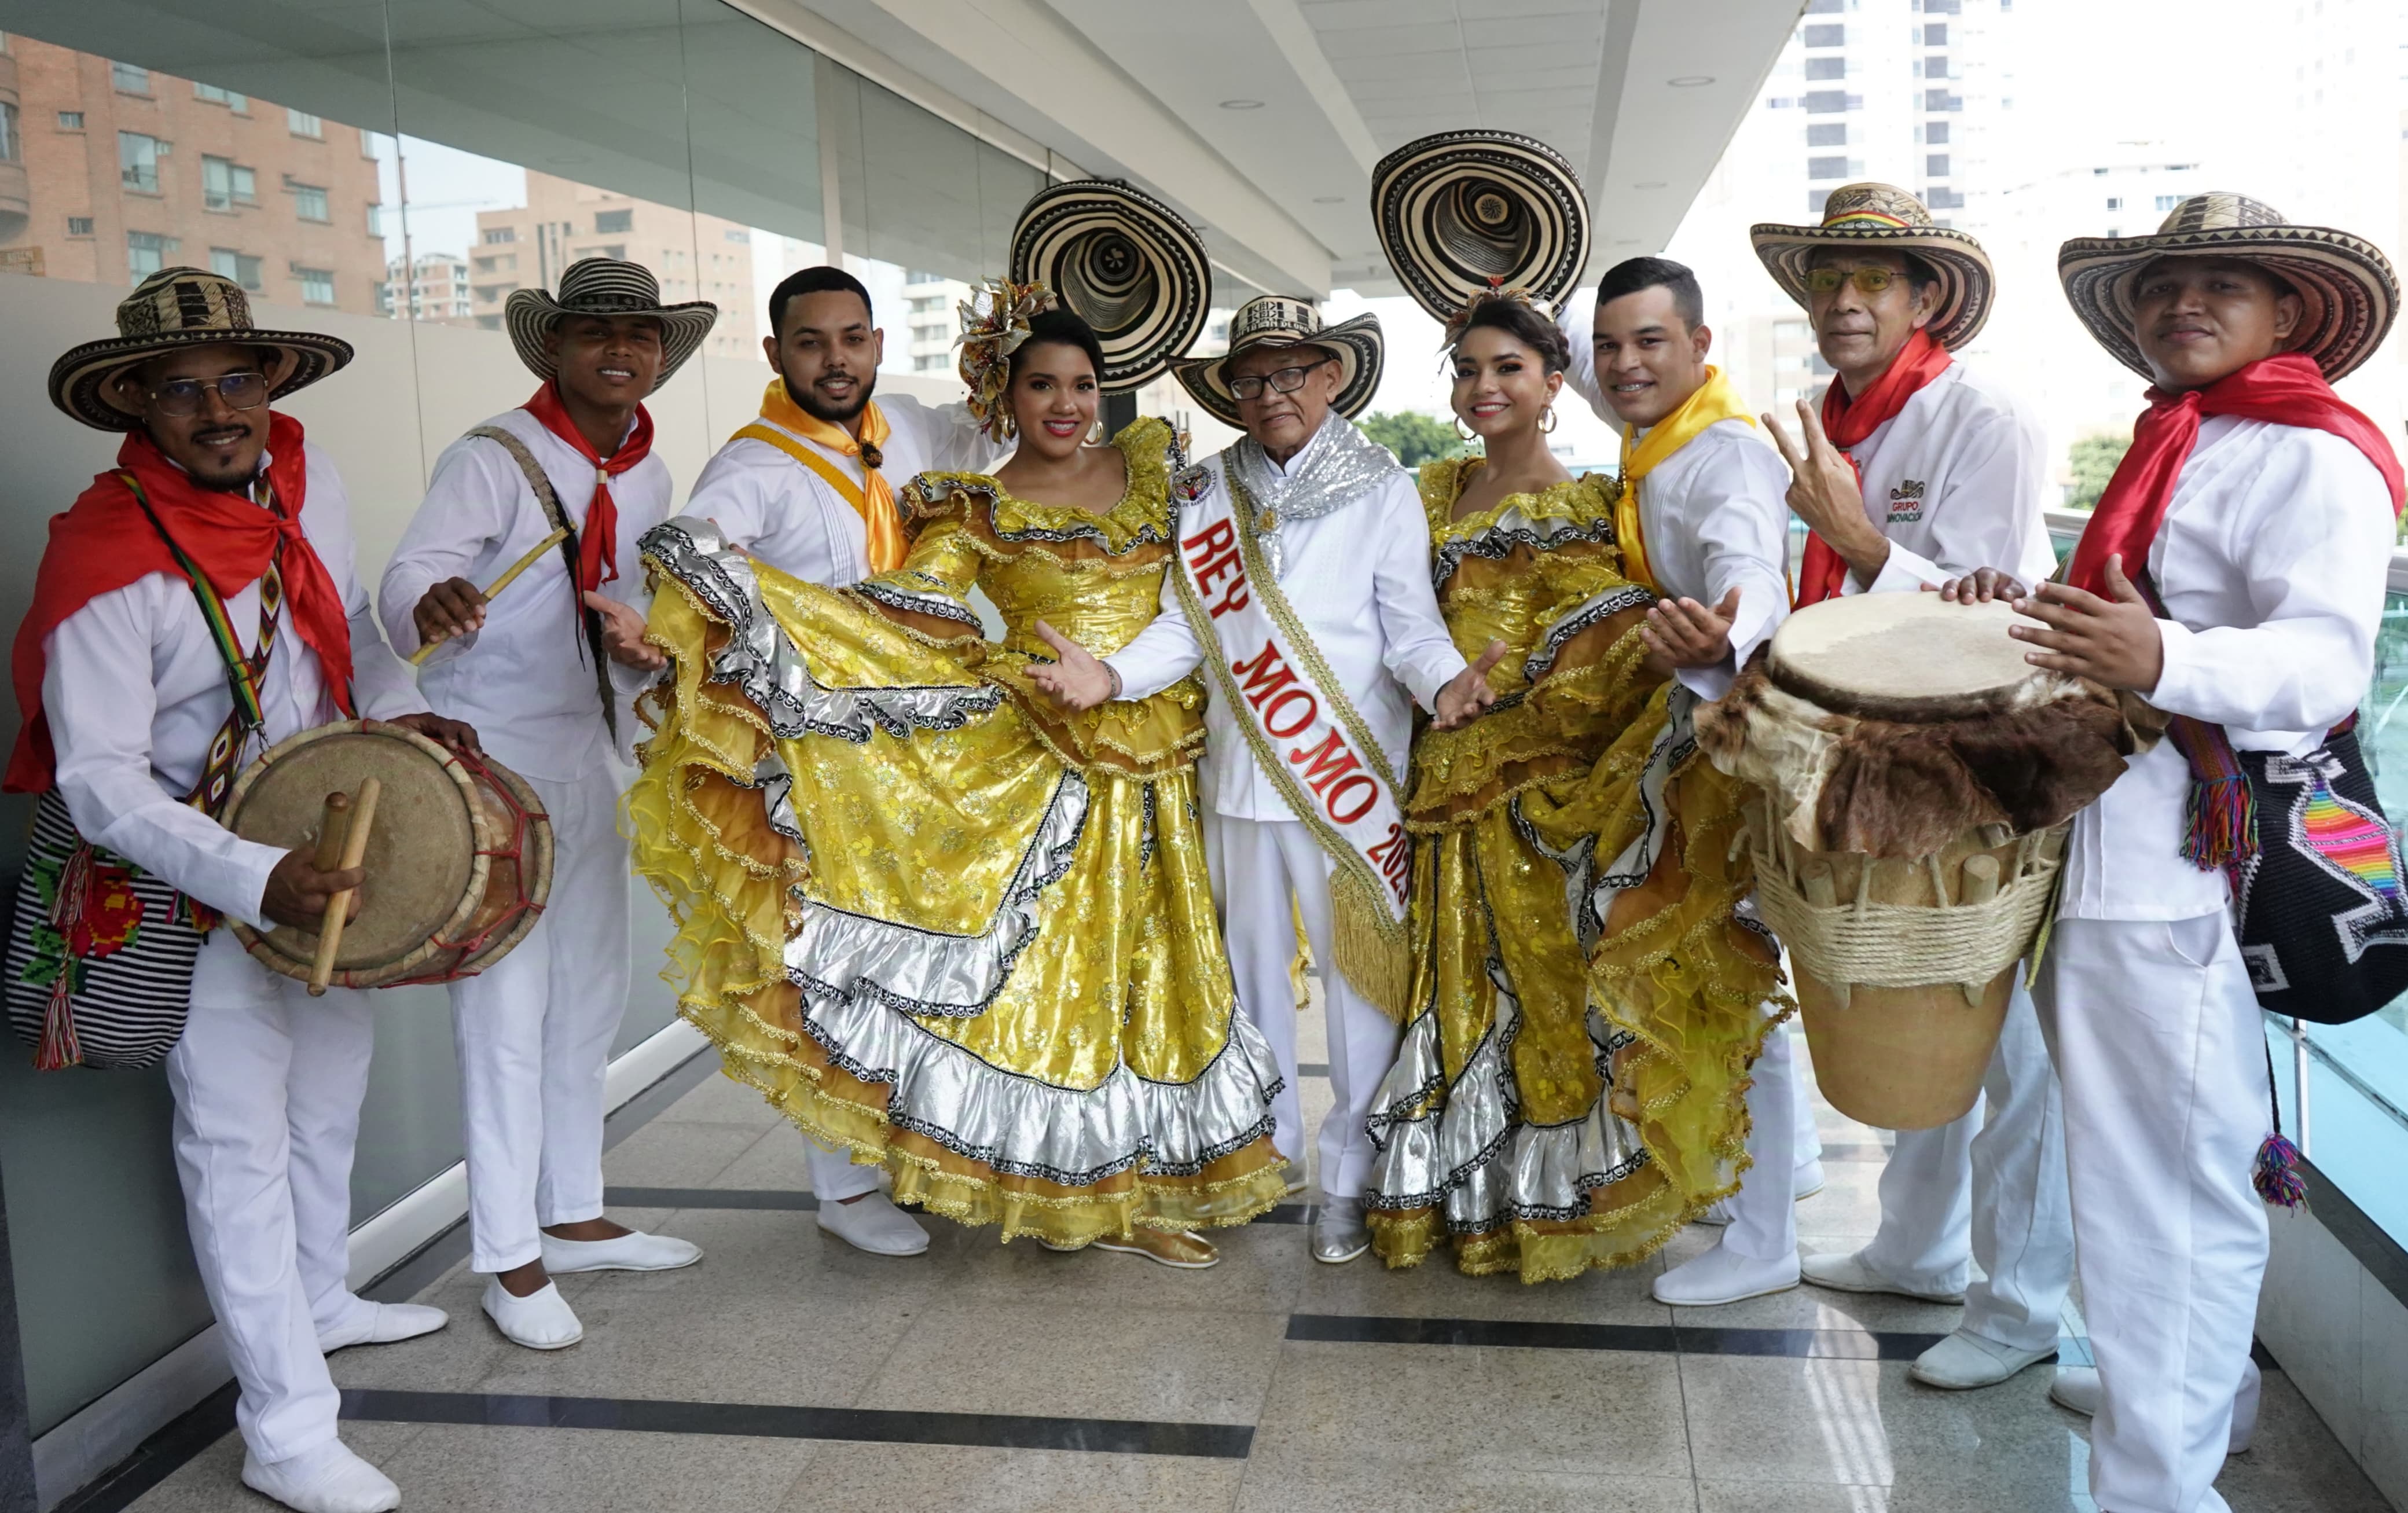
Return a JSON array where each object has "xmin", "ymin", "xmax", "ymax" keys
[{"xmin": 118, "ymin": 1001, "xmax": 2392, "ymax": 1513}]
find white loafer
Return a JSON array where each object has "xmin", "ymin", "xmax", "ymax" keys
[
  {"xmin": 816, "ymin": 1191, "xmax": 931, "ymax": 1257},
  {"xmin": 2050, "ymin": 1363, "xmax": 2259, "ymax": 1453},
  {"xmin": 1910, "ymin": 1328, "xmax": 2055, "ymax": 1389},
  {"xmin": 1802, "ymin": 1248, "xmax": 1966, "ymax": 1304},
  {"xmin": 539, "ymin": 1228, "xmax": 702, "ymax": 1273},
  {"xmin": 1654, "ymin": 1240, "xmax": 1800, "ymax": 1306},
  {"xmin": 241, "ymin": 1441, "xmax": 400, "ymax": 1513},
  {"xmin": 318, "ymin": 1301, "xmax": 449, "ymax": 1354},
  {"xmin": 482, "ymin": 1279, "xmax": 583, "ymax": 1350}
]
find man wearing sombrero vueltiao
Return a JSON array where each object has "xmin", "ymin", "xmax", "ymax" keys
[
  {"xmin": 1940, "ymin": 194, "xmax": 2403, "ymax": 1513},
  {"xmin": 7, "ymin": 270, "xmax": 475, "ymax": 1513},
  {"xmin": 379, "ymin": 258, "xmax": 716, "ymax": 1354}
]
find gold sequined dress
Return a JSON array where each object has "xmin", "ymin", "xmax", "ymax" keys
[{"xmin": 629, "ymin": 418, "xmax": 1289, "ymax": 1243}]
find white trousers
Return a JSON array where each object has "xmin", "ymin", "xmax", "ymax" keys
[
  {"xmin": 450, "ymin": 767, "xmax": 632, "ymax": 1273},
  {"xmin": 804, "ymin": 1136, "xmax": 878, "ymax": 1201},
  {"xmin": 1721, "ymin": 1011, "xmax": 1803, "ymax": 1262},
  {"xmin": 2036, "ymin": 915, "xmax": 2267, "ymax": 1513},
  {"xmin": 1863, "ymin": 980, "xmax": 2075, "ymax": 1353},
  {"xmin": 166, "ymin": 931, "xmax": 375, "ymax": 1464},
  {"xmin": 1206, "ymin": 814, "xmax": 1400, "ymax": 1200}
]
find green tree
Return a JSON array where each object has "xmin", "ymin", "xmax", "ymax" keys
[
  {"xmin": 2066, "ymin": 432, "xmax": 2131, "ymax": 509},
  {"xmin": 1357, "ymin": 410, "xmax": 1473, "ymax": 469}
]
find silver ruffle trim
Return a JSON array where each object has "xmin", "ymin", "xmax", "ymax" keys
[
  {"xmin": 1522, "ymin": 582, "xmax": 1656, "ymax": 684},
  {"xmin": 1433, "ymin": 502, "xmax": 1618, "ymax": 594},
  {"xmin": 1514, "ymin": 684, "xmax": 1699, "ymax": 953},
  {"xmin": 852, "ymin": 578, "xmax": 982, "ymax": 627}
]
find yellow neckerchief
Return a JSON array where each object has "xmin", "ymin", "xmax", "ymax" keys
[
  {"xmin": 733, "ymin": 379, "xmax": 905, "ymax": 571},
  {"xmin": 1614, "ymin": 364, "xmax": 1756, "ymax": 594}
]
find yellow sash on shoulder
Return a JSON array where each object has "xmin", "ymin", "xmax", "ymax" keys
[
  {"xmin": 1614, "ymin": 365, "xmax": 1756, "ymax": 595},
  {"xmin": 735, "ymin": 380, "xmax": 906, "ymax": 571}
]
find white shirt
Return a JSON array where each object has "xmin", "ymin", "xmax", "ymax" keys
[
  {"xmin": 2062, "ymin": 417, "xmax": 2393, "ymax": 920},
  {"xmin": 1104, "ymin": 445, "xmax": 1469, "ymax": 821},
  {"xmin": 685, "ymin": 391, "xmax": 1000, "ymax": 586},
  {"xmin": 379, "ymin": 406, "xmax": 670, "ymax": 783},
  {"xmin": 1628, "ymin": 418, "xmax": 1794, "ymax": 702},
  {"xmin": 45, "ymin": 443, "xmax": 427, "ymax": 932},
  {"xmin": 1840, "ymin": 361, "xmax": 2058, "ymax": 594}
]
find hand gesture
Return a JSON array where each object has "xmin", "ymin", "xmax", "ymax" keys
[
  {"xmin": 1933, "ymin": 568, "xmax": 2028, "ymax": 605},
  {"xmin": 1432, "ymin": 639, "xmax": 1508, "ymax": 730},
  {"xmin": 262, "ymin": 849, "xmax": 364, "ymax": 932},
  {"xmin": 389, "ymin": 712, "xmax": 483, "ymax": 755},
  {"xmin": 1640, "ymin": 587, "xmax": 1741, "ymax": 671},
  {"xmin": 1763, "ymin": 399, "xmax": 1888, "ymax": 582},
  {"xmin": 2007, "ymin": 554, "xmax": 2164, "ymax": 692},
  {"xmin": 582, "ymin": 590, "xmax": 667, "ymax": 673},
  {"xmin": 413, "ymin": 576, "xmax": 487, "ymax": 654},
  {"xmin": 1026, "ymin": 620, "xmax": 1118, "ymax": 711}
]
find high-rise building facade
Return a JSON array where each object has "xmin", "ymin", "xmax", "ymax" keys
[{"xmin": 470, "ymin": 171, "xmax": 758, "ymax": 357}]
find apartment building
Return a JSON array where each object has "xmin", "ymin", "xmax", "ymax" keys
[
  {"xmin": 377, "ymin": 249, "xmax": 472, "ymax": 324},
  {"xmin": 471, "ymin": 171, "xmax": 758, "ymax": 356}
]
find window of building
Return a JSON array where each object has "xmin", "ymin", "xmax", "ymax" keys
[
  {"xmin": 906, "ymin": 269, "xmax": 945, "ymax": 284},
  {"xmin": 193, "ymin": 83, "xmax": 248, "ymax": 112},
  {"xmin": 366, "ymin": 203, "xmax": 381, "ymax": 237},
  {"xmin": 483, "ymin": 227, "xmax": 517, "ymax": 245},
  {"xmin": 1924, "ymin": 21, "xmax": 1949, "ymax": 43},
  {"xmin": 913, "ymin": 354, "xmax": 948, "ymax": 373},
  {"xmin": 1924, "ymin": 89, "xmax": 1961, "ymax": 111},
  {"xmin": 292, "ymin": 265, "xmax": 334, "ymax": 304},
  {"xmin": 110, "ymin": 60, "xmax": 149, "ymax": 94},
  {"xmin": 126, "ymin": 230, "xmax": 174, "ymax": 278},
  {"xmin": 2156, "ymin": 194, "xmax": 2182, "ymax": 211},
  {"xmin": 1804, "ymin": 57, "xmax": 1846, "ymax": 80},
  {"xmin": 1803, "ymin": 23, "xmax": 1844, "ymax": 46},
  {"xmin": 908, "ymin": 294, "xmax": 944, "ymax": 314},
  {"xmin": 202, "ymin": 156, "xmax": 257, "ymax": 211},
  {"xmin": 1807, "ymin": 155, "xmax": 1851, "ymax": 180},
  {"xmin": 724, "ymin": 228, "xmax": 748, "ymax": 244},
  {"xmin": 1927, "ymin": 153, "xmax": 1951, "ymax": 177},
  {"xmin": 594, "ymin": 208, "xmax": 633, "ymax": 233},
  {"xmin": 2106, "ymin": 197, "xmax": 2123, "ymax": 210},
  {"xmin": 66, "ymin": 216, "xmax": 93, "ymax": 237},
  {"xmin": 1926, "ymin": 120, "xmax": 1951, "ymax": 144},
  {"xmin": 209, "ymin": 247, "xmax": 265, "ymax": 291},
  {"xmin": 118, "ymin": 131, "xmax": 163, "ymax": 193},
  {"xmin": 57, "ymin": 109, "xmax": 83, "ymax": 130},
  {"xmin": 291, "ymin": 182, "xmax": 330, "ymax": 222},
  {"xmin": 1804, "ymin": 0, "xmax": 1841, "ymax": 10},
  {"xmin": 287, "ymin": 108, "xmax": 322, "ymax": 138},
  {"xmin": 1807, "ymin": 122, "xmax": 1848, "ymax": 147},
  {"xmin": 1926, "ymin": 54, "xmax": 1949, "ymax": 79},
  {"xmin": 1926, "ymin": 187, "xmax": 1966, "ymax": 210},
  {"xmin": 0, "ymin": 102, "xmax": 15, "ymax": 163},
  {"xmin": 1803, "ymin": 90, "xmax": 1857, "ymax": 113}
]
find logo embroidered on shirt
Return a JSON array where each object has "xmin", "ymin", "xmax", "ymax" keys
[
  {"xmin": 1886, "ymin": 478, "xmax": 1927, "ymax": 523},
  {"xmin": 1173, "ymin": 464, "xmax": 1216, "ymax": 505}
]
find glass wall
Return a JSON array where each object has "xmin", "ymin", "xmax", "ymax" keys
[{"xmin": 0, "ymin": 0, "xmax": 1069, "ymax": 1445}]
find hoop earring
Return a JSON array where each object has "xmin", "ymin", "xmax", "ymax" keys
[
  {"xmin": 1088, "ymin": 417, "xmax": 1106, "ymax": 445},
  {"xmin": 1540, "ymin": 405, "xmax": 1558, "ymax": 435},
  {"xmin": 1455, "ymin": 416, "xmax": 1477, "ymax": 443}
]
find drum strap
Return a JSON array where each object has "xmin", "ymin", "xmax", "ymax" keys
[{"xmin": 468, "ymin": 427, "xmax": 619, "ymax": 744}]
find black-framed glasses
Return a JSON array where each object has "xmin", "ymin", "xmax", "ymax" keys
[
  {"xmin": 1804, "ymin": 265, "xmax": 1901, "ymax": 297},
  {"xmin": 145, "ymin": 372, "xmax": 270, "ymax": 417},
  {"xmin": 1227, "ymin": 355, "xmax": 1335, "ymax": 401}
]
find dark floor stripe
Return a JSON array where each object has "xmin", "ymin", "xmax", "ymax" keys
[
  {"xmin": 1286, "ymin": 1313, "xmax": 2098, "ymax": 1365},
  {"xmin": 1297, "ymin": 1061, "xmax": 1328, "ymax": 1077},
  {"xmin": 610, "ymin": 1186, "xmax": 819, "ymax": 1211},
  {"xmin": 339, "ymin": 1389, "xmax": 1251, "ymax": 1459}
]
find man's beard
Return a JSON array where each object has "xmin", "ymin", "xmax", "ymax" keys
[{"xmin": 780, "ymin": 358, "xmax": 876, "ymax": 425}]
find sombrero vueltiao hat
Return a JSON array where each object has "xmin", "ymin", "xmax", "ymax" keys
[
  {"xmin": 1010, "ymin": 179, "xmax": 1211, "ymax": 392},
  {"xmin": 49, "ymin": 267, "xmax": 354, "ymax": 431},
  {"xmin": 2059, "ymin": 192, "xmax": 2400, "ymax": 382},
  {"xmin": 1172, "ymin": 296, "xmax": 1384, "ymax": 430},
  {"xmin": 1750, "ymin": 182, "xmax": 1995, "ymax": 350},
  {"xmin": 1371, "ymin": 128, "xmax": 1591, "ymax": 324},
  {"xmin": 504, "ymin": 258, "xmax": 718, "ymax": 392}
]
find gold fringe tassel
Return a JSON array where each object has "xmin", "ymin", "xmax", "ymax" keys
[{"xmin": 1330, "ymin": 862, "xmax": 1412, "ymax": 1021}]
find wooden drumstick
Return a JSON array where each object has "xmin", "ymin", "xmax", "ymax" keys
[
  {"xmin": 313, "ymin": 791, "xmax": 351, "ymax": 873},
  {"xmin": 407, "ymin": 527, "xmax": 573, "ymax": 666},
  {"xmin": 307, "ymin": 777, "xmax": 381, "ymax": 997}
]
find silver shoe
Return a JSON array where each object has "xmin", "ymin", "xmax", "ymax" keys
[
  {"xmin": 1311, "ymin": 1198, "xmax": 1370, "ymax": 1264},
  {"xmin": 1279, "ymin": 1159, "xmax": 1309, "ymax": 1196}
]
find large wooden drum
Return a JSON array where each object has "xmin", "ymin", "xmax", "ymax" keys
[
  {"xmin": 223, "ymin": 721, "xmax": 553, "ymax": 990},
  {"xmin": 1698, "ymin": 593, "xmax": 2134, "ymax": 1129}
]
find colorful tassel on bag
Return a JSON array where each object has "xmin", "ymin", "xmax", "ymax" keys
[
  {"xmin": 2253, "ymin": 1132, "xmax": 2308, "ymax": 1210},
  {"xmin": 2167, "ymin": 714, "xmax": 2259, "ymax": 872}
]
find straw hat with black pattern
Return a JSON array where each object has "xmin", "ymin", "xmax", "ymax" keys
[
  {"xmin": 1173, "ymin": 295, "xmax": 1384, "ymax": 431},
  {"xmin": 2060, "ymin": 192, "xmax": 2399, "ymax": 381},
  {"xmin": 1751, "ymin": 182, "xmax": 1995, "ymax": 350},
  {"xmin": 49, "ymin": 267, "xmax": 355, "ymax": 431},
  {"xmin": 1371, "ymin": 128, "xmax": 1591, "ymax": 324},
  {"xmin": 1010, "ymin": 178, "xmax": 1211, "ymax": 392},
  {"xmin": 504, "ymin": 257, "xmax": 718, "ymax": 392}
]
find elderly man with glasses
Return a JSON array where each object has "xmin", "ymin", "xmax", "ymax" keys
[{"xmin": 1031, "ymin": 295, "xmax": 1499, "ymax": 1265}]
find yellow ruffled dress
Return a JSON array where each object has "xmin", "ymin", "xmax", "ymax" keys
[
  {"xmin": 1363, "ymin": 457, "xmax": 1785, "ymax": 1281},
  {"xmin": 629, "ymin": 418, "xmax": 1289, "ymax": 1244}
]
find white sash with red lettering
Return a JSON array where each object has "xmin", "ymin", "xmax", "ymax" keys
[{"xmin": 1166, "ymin": 460, "xmax": 1412, "ymax": 1018}]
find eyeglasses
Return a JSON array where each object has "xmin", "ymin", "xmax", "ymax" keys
[
  {"xmin": 144, "ymin": 372, "xmax": 270, "ymax": 417},
  {"xmin": 1804, "ymin": 265, "xmax": 1902, "ymax": 297},
  {"xmin": 1227, "ymin": 356, "xmax": 1335, "ymax": 402}
]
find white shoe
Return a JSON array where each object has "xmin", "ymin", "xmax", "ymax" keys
[
  {"xmin": 1793, "ymin": 1160, "xmax": 1826, "ymax": 1202},
  {"xmin": 482, "ymin": 1279, "xmax": 583, "ymax": 1350},
  {"xmin": 1911, "ymin": 1328, "xmax": 2056, "ymax": 1389},
  {"xmin": 539, "ymin": 1228, "xmax": 702, "ymax": 1273},
  {"xmin": 1654, "ymin": 1240, "xmax": 1800, "ymax": 1306},
  {"xmin": 317, "ymin": 1301, "xmax": 449, "ymax": 1354},
  {"xmin": 2049, "ymin": 1363, "xmax": 2258, "ymax": 1453},
  {"xmin": 241, "ymin": 1441, "xmax": 399, "ymax": 1513},
  {"xmin": 1801, "ymin": 1248, "xmax": 1965, "ymax": 1304},
  {"xmin": 816, "ymin": 1191, "xmax": 931, "ymax": 1256}
]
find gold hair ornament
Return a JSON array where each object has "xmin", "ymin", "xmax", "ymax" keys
[{"xmin": 955, "ymin": 277, "xmax": 1060, "ymax": 442}]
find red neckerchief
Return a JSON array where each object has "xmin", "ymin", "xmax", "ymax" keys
[
  {"xmin": 1794, "ymin": 327, "xmax": 1957, "ymax": 607},
  {"xmin": 520, "ymin": 380, "xmax": 654, "ymax": 592},
  {"xmin": 2071, "ymin": 351, "xmax": 2405, "ymax": 598},
  {"xmin": 7, "ymin": 411, "xmax": 354, "ymax": 794}
]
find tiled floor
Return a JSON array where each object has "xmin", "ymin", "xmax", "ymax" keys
[{"xmin": 116, "ymin": 1002, "xmax": 2395, "ymax": 1513}]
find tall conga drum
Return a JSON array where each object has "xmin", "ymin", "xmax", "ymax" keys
[
  {"xmin": 1697, "ymin": 593, "xmax": 2137, "ymax": 1129},
  {"xmin": 221, "ymin": 720, "xmax": 553, "ymax": 989}
]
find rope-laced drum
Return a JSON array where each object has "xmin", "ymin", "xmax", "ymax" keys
[
  {"xmin": 222, "ymin": 720, "xmax": 552, "ymax": 990},
  {"xmin": 1698, "ymin": 593, "xmax": 2137, "ymax": 1128}
]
